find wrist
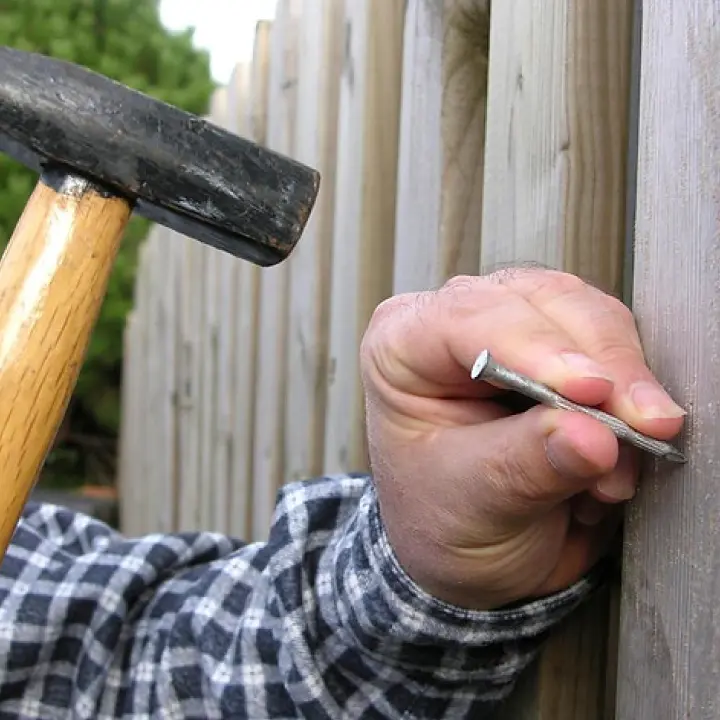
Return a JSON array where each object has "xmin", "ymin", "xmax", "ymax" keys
[
  {"xmin": 377, "ymin": 498, "xmax": 506, "ymax": 611},
  {"xmin": 377, "ymin": 494, "xmax": 572, "ymax": 611}
]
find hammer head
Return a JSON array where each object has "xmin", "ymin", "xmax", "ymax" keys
[{"xmin": 0, "ymin": 47, "xmax": 320, "ymax": 266}]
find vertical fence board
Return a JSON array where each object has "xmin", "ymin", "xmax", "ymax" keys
[
  {"xmin": 193, "ymin": 91, "xmax": 229, "ymax": 531},
  {"xmin": 207, "ymin": 84, "xmax": 242, "ymax": 534},
  {"xmin": 198, "ymin": 241, "xmax": 217, "ymax": 532},
  {"xmin": 154, "ymin": 225, "xmax": 178, "ymax": 533},
  {"xmin": 323, "ymin": 0, "xmax": 405, "ymax": 475},
  {"xmin": 284, "ymin": 0, "xmax": 344, "ymax": 483},
  {"xmin": 133, "ymin": 240, "xmax": 152, "ymax": 535},
  {"xmin": 251, "ymin": 0, "xmax": 302, "ymax": 541},
  {"xmin": 617, "ymin": 2, "xmax": 720, "ymax": 718},
  {"xmin": 393, "ymin": 0, "xmax": 490, "ymax": 294},
  {"xmin": 481, "ymin": 2, "xmax": 634, "ymax": 719},
  {"xmin": 480, "ymin": 1, "xmax": 632, "ymax": 295},
  {"xmin": 176, "ymin": 233, "xmax": 206, "ymax": 531},
  {"xmin": 229, "ymin": 22, "xmax": 272, "ymax": 541},
  {"xmin": 118, "ymin": 310, "xmax": 136, "ymax": 535},
  {"xmin": 209, "ymin": 63, "xmax": 249, "ymax": 536}
]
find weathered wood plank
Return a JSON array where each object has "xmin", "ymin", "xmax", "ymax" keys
[
  {"xmin": 176, "ymin": 233, "xmax": 206, "ymax": 531},
  {"xmin": 203, "ymin": 84, "xmax": 244, "ymax": 534},
  {"xmin": 617, "ymin": 2, "xmax": 720, "ymax": 718},
  {"xmin": 323, "ymin": 0, "xmax": 405, "ymax": 475},
  {"xmin": 152, "ymin": 225, "xmax": 178, "ymax": 533},
  {"xmin": 206, "ymin": 63, "xmax": 249, "ymax": 535},
  {"xmin": 481, "ymin": 0, "xmax": 632, "ymax": 296},
  {"xmin": 134, "ymin": 240, "xmax": 152, "ymax": 535},
  {"xmin": 480, "ymin": 2, "xmax": 635, "ymax": 718},
  {"xmin": 284, "ymin": 0, "xmax": 344, "ymax": 483},
  {"xmin": 229, "ymin": 22, "xmax": 272, "ymax": 541},
  {"xmin": 393, "ymin": 0, "xmax": 490, "ymax": 295},
  {"xmin": 251, "ymin": 0, "xmax": 302, "ymax": 541},
  {"xmin": 145, "ymin": 231, "xmax": 163, "ymax": 533},
  {"xmin": 194, "ymin": 92, "xmax": 229, "ymax": 531},
  {"xmin": 117, "ymin": 309, "xmax": 136, "ymax": 535}
]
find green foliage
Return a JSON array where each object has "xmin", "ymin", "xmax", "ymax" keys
[{"xmin": 0, "ymin": 0, "xmax": 215, "ymax": 485}]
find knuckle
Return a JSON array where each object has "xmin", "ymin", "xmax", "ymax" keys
[
  {"xmin": 486, "ymin": 264, "xmax": 575, "ymax": 286},
  {"xmin": 440, "ymin": 274, "xmax": 481, "ymax": 292},
  {"xmin": 364, "ymin": 292, "xmax": 415, "ymax": 339},
  {"xmin": 526, "ymin": 271, "xmax": 587, "ymax": 300},
  {"xmin": 592, "ymin": 339, "xmax": 645, "ymax": 366},
  {"xmin": 360, "ymin": 292, "xmax": 422, "ymax": 370},
  {"xmin": 439, "ymin": 274, "xmax": 509, "ymax": 315}
]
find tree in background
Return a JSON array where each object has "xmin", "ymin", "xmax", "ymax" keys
[{"xmin": 0, "ymin": 0, "xmax": 215, "ymax": 487}]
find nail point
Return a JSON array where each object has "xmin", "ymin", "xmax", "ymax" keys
[{"xmin": 665, "ymin": 449, "xmax": 687, "ymax": 464}]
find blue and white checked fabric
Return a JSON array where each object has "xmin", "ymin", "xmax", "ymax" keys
[{"xmin": 0, "ymin": 474, "xmax": 606, "ymax": 718}]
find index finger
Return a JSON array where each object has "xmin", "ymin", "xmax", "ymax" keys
[
  {"xmin": 362, "ymin": 275, "xmax": 616, "ymax": 406},
  {"xmin": 501, "ymin": 269, "xmax": 686, "ymax": 440}
]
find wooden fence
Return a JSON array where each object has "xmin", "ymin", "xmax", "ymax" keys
[{"xmin": 117, "ymin": 1, "xmax": 720, "ymax": 718}]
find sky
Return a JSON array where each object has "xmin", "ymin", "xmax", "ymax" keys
[{"xmin": 159, "ymin": 0, "xmax": 278, "ymax": 83}]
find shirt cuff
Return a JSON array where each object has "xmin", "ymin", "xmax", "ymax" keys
[{"xmin": 330, "ymin": 481, "xmax": 612, "ymax": 690}]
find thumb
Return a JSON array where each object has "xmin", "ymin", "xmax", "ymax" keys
[{"xmin": 432, "ymin": 406, "xmax": 621, "ymax": 522}]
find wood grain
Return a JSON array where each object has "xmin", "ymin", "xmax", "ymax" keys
[
  {"xmin": 481, "ymin": 2, "xmax": 635, "ymax": 718},
  {"xmin": 251, "ymin": 0, "xmax": 302, "ymax": 541},
  {"xmin": 131, "ymin": 241, "xmax": 151, "ymax": 535},
  {"xmin": 284, "ymin": 0, "xmax": 344, "ymax": 483},
  {"xmin": 196, "ymin": 102, "xmax": 222, "ymax": 531},
  {"xmin": 229, "ymin": 23, "xmax": 272, "ymax": 541},
  {"xmin": 393, "ymin": 0, "xmax": 490, "ymax": 294},
  {"xmin": 617, "ymin": 2, "xmax": 720, "ymax": 718},
  {"xmin": 207, "ymin": 65, "xmax": 250, "ymax": 535},
  {"xmin": 481, "ymin": 0, "xmax": 632, "ymax": 296},
  {"xmin": 117, "ymin": 310, "xmax": 136, "ymax": 534},
  {"xmin": 0, "ymin": 173, "xmax": 131, "ymax": 555},
  {"xmin": 154, "ymin": 225, "xmax": 179, "ymax": 533},
  {"xmin": 323, "ymin": 0, "xmax": 405, "ymax": 474},
  {"xmin": 176, "ymin": 232, "xmax": 206, "ymax": 531}
]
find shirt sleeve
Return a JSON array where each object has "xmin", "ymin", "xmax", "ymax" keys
[{"xmin": 0, "ymin": 474, "xmax": 611, "ymax": 719}]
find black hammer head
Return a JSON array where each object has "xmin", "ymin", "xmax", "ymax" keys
[{"xmin": 0, "ymin": 47, "xmax": 320, "ymax": 267}]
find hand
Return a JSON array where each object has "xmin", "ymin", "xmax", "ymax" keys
[{"xmin": 360, "ymin": 268, "xmax": 685, "ymax": 610}]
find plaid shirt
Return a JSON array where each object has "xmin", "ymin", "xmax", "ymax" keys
[{"xmin": 0, "ymin": 474, "xmax": 606, "ymax": 719}]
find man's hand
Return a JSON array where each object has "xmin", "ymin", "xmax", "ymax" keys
[{"xmin": 360, "ymin": 268, "xmax": 685, "ymax": 610}]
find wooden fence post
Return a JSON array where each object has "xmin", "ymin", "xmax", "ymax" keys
[
  {"xmin": 118, "ymin": 309, "xmax": 137, "ymax": 535},
  {"xmin": 208, "ymin": 80, "xmax": 245, "ymax": 534},
  {"xmin": 176, "ymin": 227, "xmax": 206, "ymax": 531},
  {"xmin": 193, "ymin": 90, "xmax": 228, "ymax": 531},
  {"xmin": 393, "ymin": 0, "xmax": 490, "ymax": 294},
  {"xmin": 251, "ymin": 0, "xmax": 303, "ymax": 541},
  {"xmin": 133, "ymin": 240, "xmax": 151, "ymax": 534},
  {"xmin": 480, "ymin": 2, "xmax": 635, "ymax": 718},
  {"xmin": 228, "ymin": 22, "xmax": 272, "ymax": 541},
  {"xmin": 153, "ymin": 225, "xmax": 179, "ymax": 533},
  {"xmin": 323, "ymin": 0, "xmax": 405, "ymax": 475},
  {"xmin": 616, "ymin": 2, "xmax": 720, "ymax": 717},
  {"xmin": 283, "ymin": 0, "xmax": 344, "ymax": 484}
]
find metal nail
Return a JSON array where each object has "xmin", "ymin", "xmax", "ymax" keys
[{"xmin": 470, "ymin": 350, "xmax": 687, "ymax": 463}]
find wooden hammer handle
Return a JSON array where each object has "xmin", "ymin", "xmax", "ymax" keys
[{"xmin": 0, "ymin": 171, "xmax": 132, "ymax": 556}]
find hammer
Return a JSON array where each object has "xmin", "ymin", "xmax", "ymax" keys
[{"xmin": 0, "ymin": 47, "xmax": 320, "ymax": 557}]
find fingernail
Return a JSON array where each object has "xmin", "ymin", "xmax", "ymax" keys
[
  {"xmin": 559, "ymin": 353, "xmax": 613, "ymax": 381},
  {"xmin": 629, "ymin": 381, "xmax": 686, "ymax": 419},
  {"xmin": 596, "ymin": 473, "xmax": 636, "ymax": 502}
]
